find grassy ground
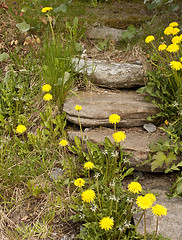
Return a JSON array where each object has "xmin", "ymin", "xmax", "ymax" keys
[{"xmin": 0, "ymin": 0, "xmax": 182, "ymax": 239}]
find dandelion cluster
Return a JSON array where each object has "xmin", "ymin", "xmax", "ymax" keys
[
  {"xmin": 99, "ymin": 217, "xmax": 114, "ymax": 231},
  {"xmin": 145, "ymin": 35, "xmax": 155, "ymax": 43},
  {"xmin": 42, "ymin": 7, "xmax": 53, "ymax": 13},
  {"xmin": 112, "ymin": 131, "xmax": 126, "ymax": 143},
  {"xmin": 152, "ymin": 204, "xmax": 167, "ymax": 217},
  {"xmin": 42, "ymin": 84, "xmax": 52, "ymax": 92},
  {"xmin": 43, "ymin": 93, "xmax": 53, "ymax": 101},
  {"xmin": 16, "ymin": 125, "xmax": 27, "ymax": 134},
  {"xmin": 109, "ymin": 114, "xmax": 121, "ymax": 124},
  {"xmin": 59, "ymin": 139, "xmax": 68, "ymax": 147},
  {"xmin": 170, "ymin": 61, "xmax": 182, "ymax": 71},
  {"xmin": 75, "ymin": 105, "xmax": 82, "ymax": 111},
  {"xmin": 166, "ymin": 43, "xmax": 179, "ymax": 53},
  {"xmin": 81, "ymin": 189, "xmax": 96, "ymax": 203},
  {"xmin": 128, "ymin": 182, "xmax": 142, "ymax": 194},
  {"xmin": 74, "ymin": 178, "xmax": 85, "ymax": 187},
  {"xmin": 84, "ymin": 161, "xmax": 95, "ymax": 170}
]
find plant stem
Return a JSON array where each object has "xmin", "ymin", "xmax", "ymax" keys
[
  {"xmin": 154, "ymin": 216, "xmax": 159, "ymax": 240},
  {"xmin": 47, "ymin": 13, "xmax": 55, "ymax": 45},
  {"xmin": 144, "ymin": 210, "xmax": 146, "ymax": 240},
  {"xmin": 78, "ymin": 112, "xmax": 83, "ymax": 146},
  {"xmin": 96, "ymin": 177, "xmax": 102, "ymax": 209}
]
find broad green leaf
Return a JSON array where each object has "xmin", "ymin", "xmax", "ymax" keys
[
  {"xmin": 151, "ymin": 151, "xmax": 166, "ymax": 171},
  {"xmin": 122, "ymin": 24, "xmax": 137, "ymax": 40},
  {"xmin": 149, "ymin": 142, "xmax": 161, "ymax": 152},
  {"xmin": 165, "ymin": 152, "xmax": 176, "ymax": 166},
  {"xmin": 16, "ymin": 21, "xmax": 30, "ymax": 33},
  {"xmin": 54, "ymin": 4, "xmax": 67, "ymax": 13},
  {"xmin": 0, "ymin": 52, "xmax": 9, "ymax": 62},
  {"xmin": 177, "ymin": 161, "xmax": 182, "ymax": 167}
]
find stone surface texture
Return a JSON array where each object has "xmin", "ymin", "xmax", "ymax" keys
[
  {"xmin": 73, "ymin": 58, "xmax": 144, "ymax": 89},
  {"xmin": 63, "ymin": 90, "xmax": 158, "ymax": 128},
  {"xmin": 86, "ymin": 26, "xmax": 124, "ymax": 42},
  {"xmin": 68, "ymin": 128, "xmax": 170, "ymax": 172}
]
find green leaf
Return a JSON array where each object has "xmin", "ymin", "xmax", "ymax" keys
[
  {"xmin": 74, "ymin": 136, "xmax": 81, "ymax": 148},
  {"xmin": 176, "ymin": 179, "xmax": 182, "ymax": 195},
  {"xmin": 177, "ymin": 161, "xmax": 182, "ymax": 167},
  {"xmin": 68, "ymin": 204, "xmax": 78, "ymax": 211},
  {"xmin": 54, "ymin": 4, "xmax": 67, "ymax": 13},
  {"xmin": 122, "ymin": 24, "xmax": 137, "ymax": 40},
  {"xmin": 0, "ymin": 52, "xmax": 9, "ymax": 62},
  {"xmin": 151, "ymin": 152, "xmax": 166, "ymax": 171},
  {"xmin": 71, "ymin": 196, "xmax": 80, "ymax": 204},
  {"xmin": 16, "ymin": 21, "xmax": 30, "ymax": 33},
  {"xmin": 149, "ymin": 142, "xmax": 161, "ymax": 152},
  {"xmin": 165, "ymin": 152, "xmax": 176, "ymax": 166},
  {"xmin": 104, "ymin": 137, "xmax": 113, "ymax": 147},
  {"xmin": 168, "ymin": 3, "xmax": 179, "ymax": 12}
]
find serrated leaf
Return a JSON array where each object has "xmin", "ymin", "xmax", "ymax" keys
[
  {"xmin": 149, "ymin": 142, "xmax": 161, "ymax": 152},
  {"xmin": 165, "ymin": 152, "xmax": 176, "ymax": 166},
  {"xmin": 0, "ymin": 52, "xmax": 9, "ymax": 62},
  {"xmin": 16, "ymin": 21, "xmax": 30, "ymax": 33},
  {"xmin": 176, "ymin": 180, "xmax": 182, "ymax": 195},
  {"xmin": 54, "ymin": 4, "xmax": 67, "ymax": 13},
  {"xmin": 151, "ymin": 152, "xmax": 166, "ymax": 171}
]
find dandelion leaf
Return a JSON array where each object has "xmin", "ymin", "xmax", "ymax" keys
[
  {"xmin": 16, "ymin": 21, "xmax": 30, "ymax": 33},
  {"xmin": 151, "ymin": 151, "xmax": 166, "ymax": 171}
]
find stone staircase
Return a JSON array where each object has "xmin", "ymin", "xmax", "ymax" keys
[{"xmin": 63, "ymin": 27, "xmax": 182, "ymax": 240}]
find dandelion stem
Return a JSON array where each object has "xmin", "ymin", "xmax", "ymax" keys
[
  {"xmin": 96, "ymin": 177, "xmax": 102, "ymax": 209},
  {"xmin": 144, "ymin": 210, "xmax": 146, "ymax": 240},
  {"xmin": 78, "ymin": 112, "xmax": 83, "ymax": 146},
  {"xmin": 154, "ymin": 216, "xmax": 159, "ymax": 240},
  {"xmin": 47, "ymin": 13, "xmax": 55, "ymax": 45}
]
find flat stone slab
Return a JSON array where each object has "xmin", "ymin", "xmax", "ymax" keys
[
  {"xmin": 131, "ymin": 175, "xmax": 182, "ymax": 240},
  {"xmin": 63, "ymin": 90, "xmax": 158, "ymax": 128},
  {"xmin": 68, "ymin": 128, "xmax": 169, "ymax": 172},
  {"xmin": 73, "ymin": 58, "xmax": 144, "ymax": 89},
  {"xmin": 86, "ymin": 26, "xmax": 124, "ymax": 42}
]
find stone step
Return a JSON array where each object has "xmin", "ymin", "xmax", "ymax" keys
[
  {"xmin": 63, "ymin": 90, "xmax": 158, "ymax": 128},
  {"xmin": 68, "ymin": 127, "xmax": 169, "ymax": 172},
  {"xmin": 73, "ymin": 58, "xmax": 144, "ymax": 89},
  {"xmin": 124, "ymin": 173, "xmax": 182, "ymax": 240}
]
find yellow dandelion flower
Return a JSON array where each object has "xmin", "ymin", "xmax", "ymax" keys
[
  {"xmin": 169, "ymin": 22, "xmax": 178, "ymax": 27},
  {"xmin": 42, "ymin": 7, "xmax": 53, "ymax": 13},
  {"xmin": 81, "ymin": 189, "xmax": 96, "ymax": 203},
  {"xmin": 172, "ymin": 36, "xmax": 181, "ymax": 44},
  {"xmin": 170, "ymin": 61, "xmax": 182, "ymax": 70},
  {"xmin": 84, "ymin": 161, "xmax": 95, "ymax": 170},
  {"xmin": 128, "ymin": 182, "xmax": 142, "ymax": 194},
  {"xmin": 180, "ymin": 57, "xmax": 182, "ymax": 62},
  {"xmin": 136, "ymin": 195, "xmax": 153, "ymax": 210},
  {"xmin": 109, "ymin": 114, "xmax": 121, "ymax": 124},
  {"xmin": 166, "ymin": 44, "xmax": 179, "ymax": 53},
  {"xmin": 42, "ymin": 84, "xmax": 52, "ymax": 92},
  {"xmin": 112, "ymin": 131, "xmax": 126, "ymax": 143},
  {"xmin": 74, "ymin": 178, "xmax": 85, "ymax": 187},
  {"xmin": 59, "ymin": 139, "xmax": 68, "ymax": 147},
  {"xmin": 145, "ymin": 193, "xmax": 156, "ymax": 204},
  {"xmin": 158, "ymin": 44, "xmax": 167, "ymax": 51},
  {"xmin": 171, "ymin": 27, "xmax": 180, "ymax": 35},
  {"xmin": 75, "ymin": 105, "xmax": 82, "ymax": 111},
  {"xmin": 16, "ymin": 125, "xmax": 27, "ymax": 134},
  {"xmin": 164, "ymin": 120, "xmax": 169, "ymax": 126},
  {"xmin": 164, "ymin": 26, "xmax": 174, "ymax": 35},
  {"xmin": 43, "ymin": 93, "xmax": 53, "ymax": 101},
  {"xmin": 151, "ymin": 204, "xmax": 167, "ymax": 217},
  {"xmin": 99, "ymin": 217, "xmax": 114, "ymax": 231},
  {"xmin": 145, "ymin": 35, "xmax": 155, "ymax": 43}
]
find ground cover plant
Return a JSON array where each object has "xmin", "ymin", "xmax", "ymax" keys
[{"xmin": 0, "ymin": 0, "xmax": 181, "ymax": 239}]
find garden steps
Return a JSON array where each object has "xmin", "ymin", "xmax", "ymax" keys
[{"xmin": 68, "ymin": 128, "xmax": 169, "ymax": 172}]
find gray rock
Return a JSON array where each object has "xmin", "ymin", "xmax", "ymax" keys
[
  {"xmin": 86, "ymin": 26, "xmax": 124, "ymax": 42},
  {"xmin": 63, "ymin": 90, "xmax": 158, "ymax": 128},
  {"xmin": 50, "ymin": 167, "xmax": 64, "ymax": 180},
  {"xmin": 73, "ymin": 58, "xmax": 144, "ymax": 89},
  {"xmin": 68, "ymin": 128, "xmax": 169, "ymax": 172},
  {"xmin": 143, "ymin": 123, "xmax": 157, "ymax": 133}
]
